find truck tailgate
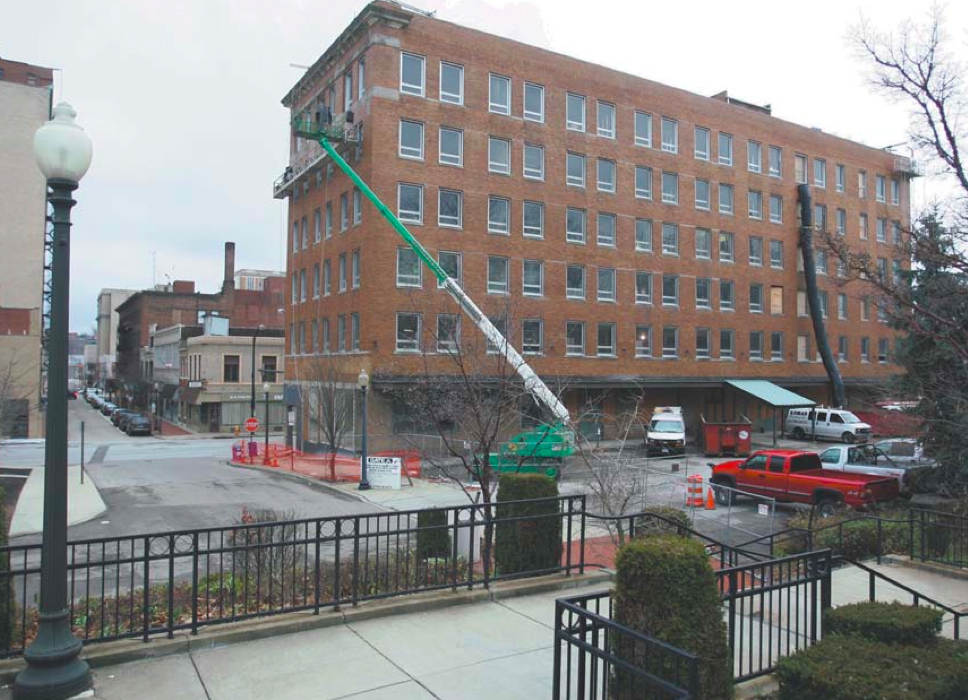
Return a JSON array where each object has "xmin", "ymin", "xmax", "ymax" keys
[{"xmin": 863, "ymin": 476, "xmax": 900, "ymax": 502}]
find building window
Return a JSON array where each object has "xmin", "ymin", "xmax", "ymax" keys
[
  {"xmin": 352, "ymin": 249, "xmax": 361, "ymax": 289},
  {"xmin": 397, "ymin": 183, "xmax": 423, "ymax": 223},
  {"xmin": 719, "ymin": 231, "xmax": 734, "ymax": 262},
  {"xmin": 488, "ymin": 196, "xmax": 510, "ymax": 234},
  {"xmin": 718, "ymin": 133, "xmax": 733, "ymax": 166},
  {"xmin": 769, "ymin": 194, "xmax": 783, "ymax": 224},
  {"xmin": 748, "ymin": 190, "xmax": 763, "ymax": 220},
  {"xmin": 770, "ymin": 331, "xmax": 784, "ymax": 361},
  {"xmin": 770, "ymin": 285, "xmax": 784, "ymax": 315},
  {"xmin": 838, "ymin": 293, "xmax": 848, "ymax": 320},
  {"xmin": 335, "ymin": 315, "xmax": 345, "ymax": 352},
  {"xmin": 396, "ymin": 248, "xmax": 421, "ymax": 287},
  {"xmin": 399, "ymin": 120, "xmax": 423, "ymax": 159},
  {"xmin": 597, "ymin": 158, "xmax": 616, "ymax": 192},
  {"xmin": 814, "ymin": 204, "xmax": 827, "ymax": 232},
  {"xmin": 396, "ymin": 313, "xmax": 420, "ymax": 352},
  {"xmin": 660, "ymin": 117, "xmax": 678, "ymax": 153},
  {"xmin": 814, "ymin": 158, "xmax": 826, "ymax": 188},
  {"xmin": 635, "ymin": 166, "xmax": 653, "ymax": 199},
  {"xmin": 524, "ymin": 143, "xmax": 545, "ymax": 180},
  {"xmin": 597, "ymin": 267, "xmax": 616, "ymax": 302},
  {"xmin": 223, "ymin": 355, "xmax": 240, "ymax": 382},
  {"xmin": 662, "ymin": 327, "xmax": 678, "ymax": 358},
  {"xmin": 439, "ymin": 189, "xmax": 463, "ymax": 228},
  {"xmin": 861, "ymin": 337, "xmax": 870, "ymax": 362},
  {"xmin": 834, "ymin": 208, "xmax": 846, "ymax": 236},
  {"xmin": 522, "ymin": 319, "xmax": 543, "ymax": 354},
  {"xmin": 749, "ymin": 236, "xmax": 764, "ymax": 266},
  {"xmin": 488, "ymin": 136, "xmax": 511, "ymax": 174},
  {"xmin": 566, "ymin": 265, "xmax": 586, "ymax": 300},
  {"xmin": 769, "ymin": 146, "xmax": 782, "ymax": 177},
  {"xmin": 566, "ymin": 322, "xmax": 585, "ymax": 356},
  {"xmin": 749, "ymin": 283, "xmax": 763, "ymax": 313},
  {"xmin": 439, "ymin": 127, "xmax": 463, "ymax": 166},
  {"xmin": 878, "ymin": 338, "xmax": 889, "ymax": 363},
  {"xmin": 661, "ymin": 172, "xmax": 678, "ymax": 204},
  {"xmin": 351, "ymin": 313, "xmax": 360, "ymax": 351},
  {"xmin": 323, "ymin": 260, "xmax": 331, "ymax": 295},
  {"xmin": 352, "ymin": 188, "xmax": 362, "ymax": 225},
  {"xmin": 797, "ymin": 334, "xmax": 810, "ymax": 363},
  {"xmin": 719, "ymin": 183, "xmax": 734, "ymax": 215},
  {"xmin": 523, "ymin": 260, "xmax": 544, "ymax": 296},
  {"xmin": 489, "ymin": 73, "xmax": 511, "ymax": 114},
  {"xmin": 795, "ymin": 154, "xmax": 808, "ymax": 184},
  {"xmin": 313, "ymin": 209, "xmax": 322, "ymax": 243},
  {"xmin": 338, "ymin": 254, "xmax": 347, "ymax": 292},
  {"xmin": 436, "ymin": 314, "xmax": 460, "ymax": 353},
  {"xmin": 566, "ymin": 208, "xmax": 586, "ymax": 244},
  {"xmin": 438, "ymin": 251, "xmax": 462, "ymax": 287},
  {"xmin": 770, "ymin": 240, "xmax": 783, "ymax": 269},
  {"xmin": 816, "ymin": 250, "xmax": 828, "ymax": 276},
  {"xmin": 324, "ymin": 203, "xmax": 333, "ymax": 239},
  {"xmin": 566, "ymin": 93, "xmax": 585, "ymax": 131},
  {"xmin": 662, "ymin": 274, "xmax": 679, "ymax": 306},
  {"xmin": 891, "ymin": 179, "xmax": 900, "ymax": 205},
  {"xmin": 597, "ymin": 323, "xmax": 617, "ymax": 356},
  {"xmin": 695, "ymin": 127, "xmax": 710, "ymax": 160},
  {"xmin": 400, "ymin": 52, "xmax": 425, "ymax": 96},
  {"xmin": 749, "ymin": 331, "xmax": 764, "ymax": 361},
  {"xmin": 635, "ymin": 219, "xmax": 653, "ymax": 252},
  {"xmin": 662, "ymin": 222, "xmax": 679, "ymax": 256},
  {"xmin": 523, "ymin": 201, "xmax": 544, "ymax": 238},
  {"xmin": 597, "ymin": 101, "xmax": 616, "ymax": 138},
  {"xmin": 696, "ymin": 278, "xmax": 711, "ymax": 309},
  {"xmin": 797, "ymin": 290, "xmax": 808, "ymax": 317},
  {"xmin": 524, "ymin": 82, "xmax": 544, "ymax": 122},
  {"xmin": 635, "ymin": 272, "xmax": 652, "ymax": 304},
  {"xmin": 696, "ymin": 329, "xmax": 711, "ymax": 359},
  {"xmin": 695, "ymin": 179, "xmax": 710, "ymax": 210},
  {"xmin": 487, "ymin": 256, "xmax": 509, "ymax": 294},
  {"xmin": 859, "ymin": 213, "xmax": 869, "ymax": 240},
  {"xmin": 836, "ymin": 164, "xmax": 846, "ymax": 193},
  {"xmin": 439, "ymin": 61, "xmax": 464, "ymax": 104},
  {"xmin": 818, "ymin": 290, "xmax": 828, "ymax": 318},
  {"xmin": 695, "ymin": 228, "xmax": 712, "ymax": 259},
  {"xmin": 720, "ymin": 330, "xmax": 735, "ymax": 360},
  {"xmin": 720, "ymin": 280, "xmax": 734, "ymax": 310},
  {"xmin": 862, "ymin": 296, "xmax": 870, "ymax": 321},
  {"xmin": 747, "ymin": 140, "xmax": 762, "ymax": 173},
  {"xmin": 299, "ymin": 269, "xmax": 307, "ymax": 301},
  {"xmin": 597, "ymin": 213, "xmax": 616, "ymax": 247},
  {"xmin": 312, "ymin": 264, "xmax": 320, "ymax": 298},
  {"xmin": 635, "ymin": 326, "xmax": 652, "ymax": 358},
  {"xmin": 566, "ymin": 152, "xmax": 585, "ymax": 187},
  {"xmin": 858, "ymin": 170, "xmax": 868, "ymax": 198},
  {"xmin": 635, "ymin": 111, "xmax": 652, "ymax": 147},
  {"xmin": 301, "ymin": 217, "xmax": 309, "ymax": 249},
  {"xmin": 876, "ymin": 175, "xmax": 886, "ymax": 202},
  {"xmin": 838, "ymin": 335, "xmax": 848, "ymax": 362}
]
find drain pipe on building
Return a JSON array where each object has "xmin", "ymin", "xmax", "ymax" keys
[{"xmin": 797, "ymin": 183, "xmax": 847, "ymax": 408}]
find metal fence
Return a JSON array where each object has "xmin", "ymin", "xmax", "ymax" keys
[
  {"xmin": 911, "ymin": 508, "xmax": 968, "ymax": 567},
  {"xmin": 0, "ymin": 495, "xmax": 586, "ymax": 658}
]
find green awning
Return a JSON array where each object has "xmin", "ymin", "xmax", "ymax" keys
[{"xmin": 725, "ymin": 380, "xmax": 816, "ymax": 408}]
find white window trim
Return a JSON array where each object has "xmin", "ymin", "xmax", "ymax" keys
[
  {"xmin": 398, "ymin": 119, "xmax": 424, "ymax": 160},
  {"xmin": 522, "ymin": 260, "xmax": 544, "ymax": 297},
  {"xmin": 566, "ymin": 93, "xmax": 586, "ymax": 132},
  {"xmin": 399, "ymin": 52, "xmax": 426, "ymax": 97},
  {"xmin": 439, "ymin": 61, "xmax": 464, "ymax": 105},
  {"xmin": 488, "ymin": 136, "xmax": 511, "ymax": 175},
  {"xmin": 523, "ymin": 143, "xmax": 545, "ymax": 180},
  {"xmin": 523, "ymin": 201, "xmax": 544, "ymax": 239},
  {"xmin": 523, "ymin": 82, "xmax": 545, "ymax": 123},
  {"xmin": 438, "ymin": 127, "xmax": 463, "ymax": 167},
  {"xmin": 635, "ymin": 111, "xmax": 653, "ymax": 148},
  {"xmin": 397, "ymin": 183, "xmax": 423, "ymax": 224},
  {"xmin": 438, "ymin": 189, "xmax": 463, "ymax": 229},
  {"xmin": 597, "ymin": 101, "xmax": 616, "ymax": 139},
  {"xmin": 488, "ymin": 73, "xmax": 511, "ymax": 115},
  {"xmin": 487, "ymin": 196, "xmax": 511, "ymax": 235}
]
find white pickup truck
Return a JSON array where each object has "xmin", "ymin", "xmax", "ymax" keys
[{"xmin": 817, "ymin": 444, "xmax": 925, "ymax": 491}]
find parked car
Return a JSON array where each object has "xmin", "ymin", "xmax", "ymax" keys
[
  {"xmin": 117, "ymin": 411, "xmax": 138, "ymax": 431},
  {"xmin": 67, "ymin": 390, "xmax": 77, "ymax": 400},
  {"xmin": 710, "ymin": 449, "xmax": 900, "ymax": 517},
  {"xmin": 873, "ymin": 438, "xmax": 935, "ymax": 467},
  {"xmin": 100, "ymin": 402, "xmax": 117, "ymax": 416},
  {"xmin": 817, "ymin": 444, "xmax": 927, "ymax": 491},
  {"xmin": 126, "ymin": 415, "xmax": 152, "ymax": 436},
  {"xmin": 110, "ymin": 407, "xmax": 130, "ymax": 426},
  {"xmin": 786, "ymin": 407, "xmax": 873, "ymax": 444}
]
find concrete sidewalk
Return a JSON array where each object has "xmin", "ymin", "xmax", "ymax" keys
[{"xmin": 9, "ymin": 465, "xmax": 107, "ymax": 537}]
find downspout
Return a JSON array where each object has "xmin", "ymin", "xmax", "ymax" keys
[{"xmin": 797, "ymin": 184, "xmax": 847, "ymax": 408}]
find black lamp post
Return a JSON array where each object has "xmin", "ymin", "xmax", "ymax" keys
[
  {"xmin": 263, "ymin": 380, "xmax": 271, "ymax": 461},
  {"xmin": 14, "ymin": 102, "xmax": 94, "ymax": 699},
  {"xmin": 358, "ymin": 368, "xmax": 370, "ymax": 490},
  {"xmin": 249, "ymin": 324, "xmax": 264, "ymax": 418}
]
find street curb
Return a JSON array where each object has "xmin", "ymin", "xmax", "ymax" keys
[
  {"xmin": 735, "ymin": 674, "xmax": 778, "ymax": 699},
  {"xmin": 0, "ymin": 572, "xmax": 609, "ymax": 685},
  {"xmin": 882, "ymin": 554, "xmax": 968, "ymax": 581},
  {"xmin": 228, "ymin": 461, "xmax": 379, "ymax": 508}
]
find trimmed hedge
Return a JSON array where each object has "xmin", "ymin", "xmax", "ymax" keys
[
  {"xmin": 776, "ymin": 636, "xmax": 968, "ymax": 700},
  {"xmin": 634, "ymin": 507, "xmax": 691, "ymax": 538},
  {"xmin": 824, "ymin": 601, "xmax": 942, "ymax": 646},
  {"xmin": 494, "ymin": 474, "xmax": 561, "ymax": 576},
  {"xmin": 416, "ymin": 509, "xmax": 451, "ymax": 560},
  {"xmin": 612, "ymin": 535, "xmax": 732, "ymax": 700},
  {"xmin": 774, "ymin": 510, "xmax": 911, "ymax": 561}
]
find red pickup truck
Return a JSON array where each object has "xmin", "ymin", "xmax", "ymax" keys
[{"xmin": 711, "ymin": 449, "xmax": 900, "ymax": 517}]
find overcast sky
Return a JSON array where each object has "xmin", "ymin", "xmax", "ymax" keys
[{"xmin": 1, "ymin": 0, "xmax": 959, "ymax": 332}]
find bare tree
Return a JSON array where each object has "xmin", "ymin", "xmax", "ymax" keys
[
  {"xmin": 302, "ymin": 354, "xmax": 355, "ymax": 480},
  {"xmin": 0, "ymin": 354, "xmax": 35, "ymax": 441}
]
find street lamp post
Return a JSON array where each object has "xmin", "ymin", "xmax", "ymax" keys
[
  {"xmin": 15, "ymin": 102, "xmax": 93, "ymax": 700},
  {"xmin": 263, "ymin": 381, "xmax": 271, "ymax": 463},
  {"xmin": 249, "ymin": 324, "xmax": 264, "ymax": 418},
  {"xmin": 358, "ymin": 369, "xmax": 370, "ymax": 490}
]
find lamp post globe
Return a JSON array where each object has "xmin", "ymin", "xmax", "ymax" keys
[
  {"xmin": 14, "ymin": 102, "xmax": 93, "ymax": 700},
  {"xmin": 358, "ymin": 369, "xmax": 370, "ymax": 490}
]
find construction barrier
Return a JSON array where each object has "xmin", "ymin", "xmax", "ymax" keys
[
  {"xmin": 686, "ymin": 474, "xmax": 705, "ymax": 508},
  {"xmin": 230, "ymin": 442, "xmax": 423, "ymax": 483}
]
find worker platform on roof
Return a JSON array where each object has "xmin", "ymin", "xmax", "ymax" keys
[{"xmin": 724, "ymin": 380, "xmax": 816, "ymax": 408}]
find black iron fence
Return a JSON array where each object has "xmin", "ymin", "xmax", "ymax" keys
[
  {"xmin": 0, "ymin": 495, "xmax": 586, "ymax": 658},
  {"xmin": 553, "ymin": 591, "xmax": 698, "ymax": 700}
]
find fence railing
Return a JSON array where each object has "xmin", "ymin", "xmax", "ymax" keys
[
  {"xmin": 553, "ymin": 591, "xmax": 698, "ymax": 700},
  {"xmin": 0, "ymin": 495, "xmax": 586, "ymax": 658}
]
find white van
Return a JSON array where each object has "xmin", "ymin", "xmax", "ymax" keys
[
  {"xmin": 646, "ymin": 407, "xmax": 686, "ymax": 456},
  {"xmin": 786, "ymin": 407, "xmax": 872, "ymax": 444}
]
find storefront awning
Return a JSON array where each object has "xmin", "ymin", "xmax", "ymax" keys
[{"xmin": 725, "ymin": 380, "xmax": 815, "ymax": 408}]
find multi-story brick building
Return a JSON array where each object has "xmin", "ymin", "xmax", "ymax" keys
[{"xmin": 276, "ymin": 1, "xmax": 911, "ymax": 441}]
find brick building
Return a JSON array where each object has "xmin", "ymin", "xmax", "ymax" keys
[{"xmin": 276, "ymin": 1, "xmax": 911, "ymax": 442}]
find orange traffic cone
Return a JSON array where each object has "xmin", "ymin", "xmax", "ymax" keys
[{"xmin": 705, "ymin": 487, "xmax": 717, "ymax": 510}]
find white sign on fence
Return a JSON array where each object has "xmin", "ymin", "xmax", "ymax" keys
[
  {"xmin": 757, "ymin": 503, "xmax": 772, "ymax": 517},
  {"xmin": 367, "ymin": 456, "xmax": 402, "ymax": 490}
]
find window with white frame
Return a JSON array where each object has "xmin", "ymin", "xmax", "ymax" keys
[
  {"xmin": 597, "ymin": 213, "xmax": 616, "ymax": 247},
  {"xmin": 566, "ymin": 93, "xmax": 585, "ymax": 131},
  {"xmin": 351, "ymin": 189, "xmax": 361, "ymax": 225},
  {"xmin": 861, "ymin": 296, "xmax": 871, "ymax": 321},
  {"xmin": 695, "ymin": 180, "xmax": 710, "ymax": 210},
  {"xmin": 396, "ymin": 312, "xmax": 420, "ymax": 352},
  {"xmin": 438, "ymin": 189, "xmax": 462, "ymax": 228},
  {"xmin": 661, "ymin": 172, "xmax": 678, "ymax": 204},
  {"xmin": 488, "ymin": 196, "xmax": 510, "ymax": 234},
  {"xmin": 358, "ymin": 59, "xmax": 366, "ymax": 100},
  {"xmin": 748, "ymin": 190, "xmax": 763, "ymax": 220},
  {"xmin": 816, "ymin": 250, "xmax": 828, "ymax": 275},
  {"xmin": 635, "ymin": 271, "xmax": 652, "ymax": 304},
  {"xmin": 662, "ymin": 222, "xmax": 679, "ymax": 256},
  {"xmin": 440, "ymin": 61, "xmax": 463, "ymax": 104},
  {"xmin": 892, "ymin": 221, "xmax": 902, "ymax": 245},
  {"xmin": 438, "ymin": 127, "xmax": 463, "ymax": 166},
  {"xmin": 325, "ymin": 203, "xmax": 332, "ymax": 238},
  {"xmin": 522, "ymin": 319, "xmax": 543, "ymax": 354},
  {"xmin": 814, "ymin": 158, "xmax": 826, "ymax": 188},
  {"xmin": 695, "ymin": 127, "xmax": 710, "ymax": 160},
  {"xmin": 313, "ymin": 209, "xmax": 321, "ymax": 243},
  {"xmin": 523, "ymin": 259, "xmax": 544, "ymax": 296},
  {"xmin": 836, "ymin": 208, "xmax": 846, "ymax": 235},
  {"xmin": 312, "ymin": 264, "xmax": 320, "ymax": 298},
  {"xmin": 795, "ymin": 154, "xmax": 808, "ymax": 184},
  {"xmin": 344, "ymin": 72, "xmax": 353, "ymax": 111},
  {"xmin": 489, "ymin": 74, "xmax": 510, "ymax": 114},
  {"xmin": 662, "ymin": 327, "xmax": 678, "ymax": 358},
  {"xmin": 814, "ymin": 204, "xmax": 827, "ymax": 232},
  {"xmin": 437, "ymin": 251, "xmax": 461, "ymax": 288},
  {"xmin": 749, "ymin": 331, "xmax": 764, "ymax": 360},
  {"xmin": 747, "ymin": 140, "xmax": 762, "ymax": 173},
  {"xmin": 566, "ymin": 208, "xmax": 586, "ymax": 244},
  {"xmin": 566, "ymin": 322, "xmax": 585, "ymax": 356},
  {"xmin": 838, "ymin": 293, "xmax": 848, "ymax": 320},
  {"xmin": 818, "ymin": 290, "xmax": 829, "ymax": 318},
  {"xmin": 876, "ymin": 218, "xmax": 886, "ymax": 242},
  {"xmin": 662, "ymin": 274, "xmax": 679, "ymax": 305},
  {"xmin": 695, "ymin": 329, "xmax": 711, "ymax": 359},
  {"xmin": 837, "ymin": 257, "xmax": 847, "ymax": 278},
  {"xmin": 524, "ymin": 82, "xmax": 544, "ymax": 122},
  {"xmin": 301, "ymin": 217, "xmax": 309, "ymax": 248},
  {"xmin": 720, "ymin": 330, "xmax": 735, "ymax": 359},
  {"xmin": 720, "ymin": 280, "xmax": 734, "ymax": 310},
  {"xmin": 523, "ymin": 143, "xmax": 544, "ymax": 180},
  {"xmin": 719, "ymin": 132, "xmax": 733, "ymax": 166},
  {"xmin": 696, "ymin": 278, "xmax": 711, "ymax": 309},
  {"xmin": 323, "ymin": 260, "xmax": 331, "ymax": 295},
  {"xmin": 695, "ymin": 228, "xmax": 712, "ymax": 259},
  {"xmin": 397, "ymin": 183, "xmax": 423, "ymax": 223},
  {"xmin": 635, "ymin": 219, "xmax": 653, "ymax": 252},
  {"xmin": 597, "ymin": 101, "xmax": 616, "ymax": 138},
  {"xmin": 523, "ymin": 201, "xmax": 544, "ymax": 238},
  {"xmin": 487, "ymin": 256, "xmax": 509, "ymax": 294},
  {"xmin": 835, "ymin": 164, "xmax": 845, "ymax": 193},
  {"xmin": 488, "ymin": 136, "xmax": 511, "ymax": 174},
  {"xmin": 769, "ymin": 146, "xmax": 782, "ymax": 177},
  {"xmin": 597, "ymin": 267, "xmax": 616, "ymax": 302},
  {"xmin": 770, "ymin": 194, "xmax": 783, "ymax": 224},
  {"xmin": 597, "ymin": 323, "xmax": 616, "ymax": 356},
  {"xmin": 661, "ymin": 117, "xmax": 678, "ymax": 153},
  {"xmin": 566, "ymin": 152, "xmax": 585, "ymax": 187},
  {"xmin": 340, "ymin": 194, "xmax": 349, "ymax": 230},
  {"xmin": 891, "ymin": 179, "xmax": 900, "ymax": 205},
  {"xmin": 635, "ymin": 166, "xmax": 653, "ymax": 199},
  {"xmin": 719, "ymin": 183, "xmax": 734, "ymax": 214},
  {"xmin": 749, "ymin": 283, "xmax": 763, "ymax": 313},
  {"xmin": 749, "ymin": 236, "xmax": 763, "ymax": 266},
  {"xmin": 635, "ymin": 325, "xmax": 652, "ymax": 357},
  {"xmin": 436, "ymin": 314, "xmax": 460, "ymax": 353},
  {"xmin": 797, "ymin": 290, "xmax": 808, "ymax": 317},
  {"xmin": 797, "ymin": 334, "xmax": 810, "ymax": 362},
  {"xmin": 859, "ymin": 213, "xmax": 869, "ymax": 239},
  {"xmin": 597, "ymin": 158, "xmax": 616, "ymax": 192},
  {"xmin": 400, "ymin": 53, "xmax": 425, "ymax": 96},
  {"xmin": 876, "ymin": 175, "xmax": 886, "ymax": 202},
  {"xmin": 770, "ymin": 239, "xmax": 783, "ymax": 268},
  {"xmin": 858, "ymin": 170, "xmax": 868, "ymax": 198},
  {"xmin": 566, "ymin": 265, "xmax": 585, "ymax": 299},
  {"xmin": 338, "ymin": 254, "xmax": 347, "ymax": 292},
  {"xmin": 352, "ymin": 250, "xmax": 360, "ymax": 288},
  {"xmin": 396, "ymin": 247, "xmax": 421, "ymax": 287},
  {"xmin": 861, "ymin": 337, "xmax": 870, "ymax": 362},
  {"xmin": 635, "ymin": 111, "xmax": 652, "ymax": 147},
  {"xmin": 770, "ymin": 331, "xmax": 784, "ymax": 361},
  {"xmin": 838, "ymin": 336, "xmax": 848, "ymax": 362}
]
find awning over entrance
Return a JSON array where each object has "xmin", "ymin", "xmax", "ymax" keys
[{"xmin": 724, "ymin": 380, "xmax": 815, "ymax": 408}]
